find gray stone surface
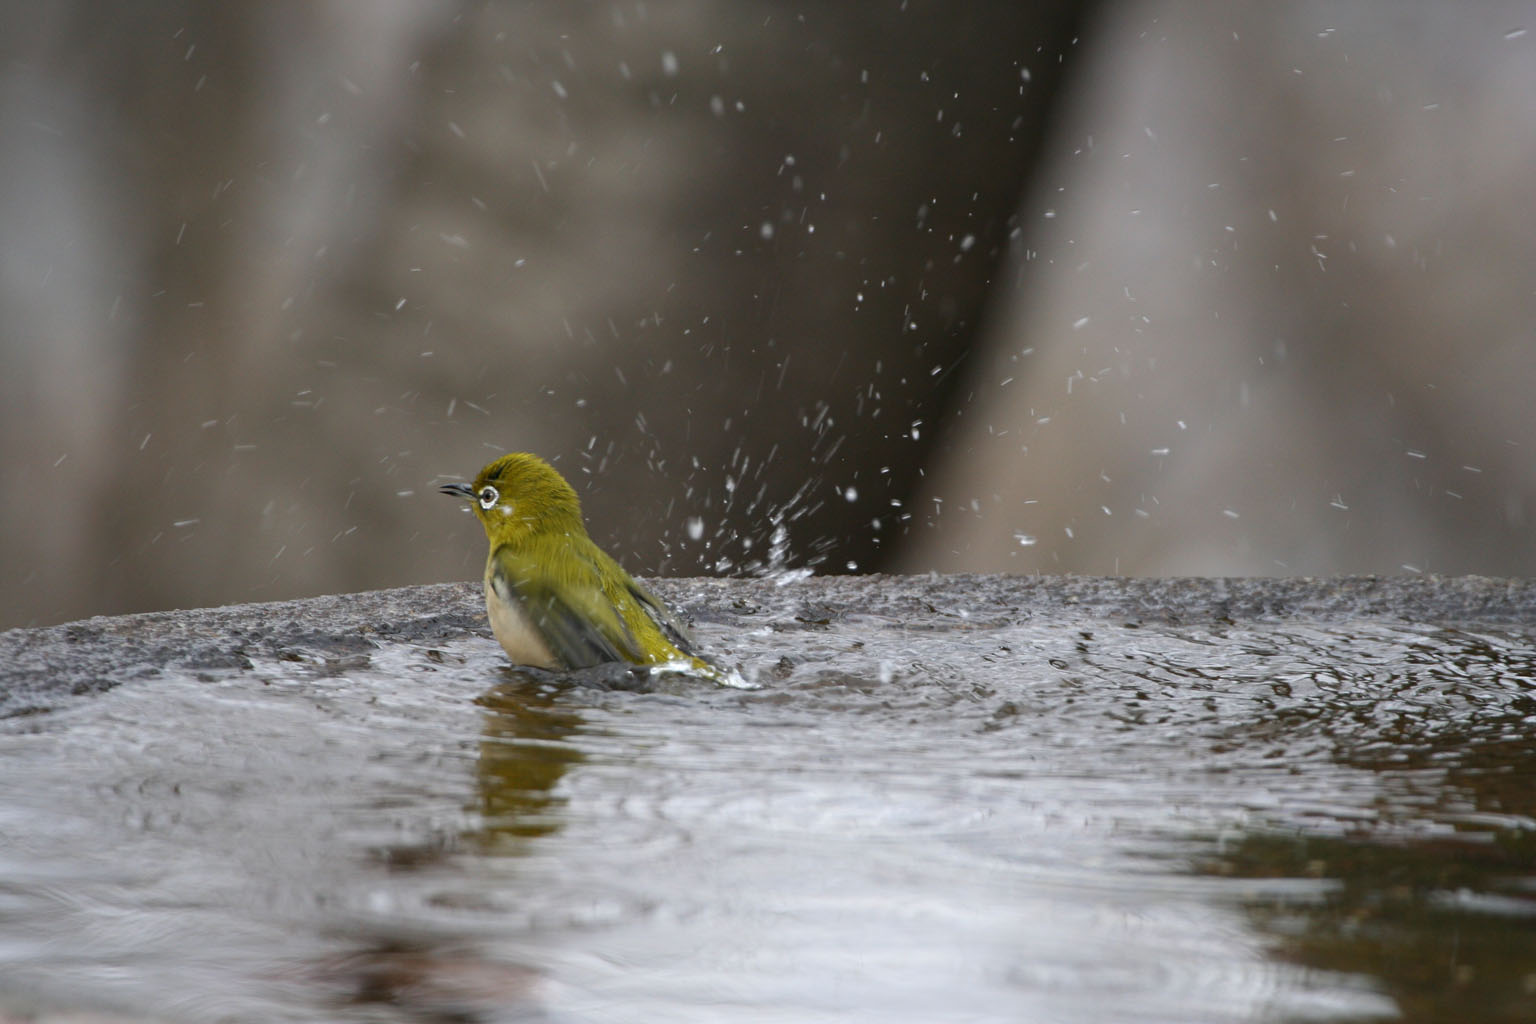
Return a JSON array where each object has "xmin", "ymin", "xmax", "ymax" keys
[{"xmin": 4, "ymin": 574, "xmax": 1536, "ymax": 718}]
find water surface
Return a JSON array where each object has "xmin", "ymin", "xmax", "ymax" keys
[{"xmin": 2, "ymin": 589, "xmax": 1534, "ymax": 1022}]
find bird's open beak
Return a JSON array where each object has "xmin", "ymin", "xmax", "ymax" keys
[{"xmin": 438, "ymin": 482, "xmax": 476, "ymax": 500}]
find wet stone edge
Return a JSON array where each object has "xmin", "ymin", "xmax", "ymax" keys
[{"xmin": 2, "ymin": 574, "xmax": 1534, "ymax": 716}]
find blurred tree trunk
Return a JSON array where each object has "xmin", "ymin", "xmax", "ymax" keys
[{"xmin": 0, "ymin": 0, "xmax": 1092, "ymax": 625}]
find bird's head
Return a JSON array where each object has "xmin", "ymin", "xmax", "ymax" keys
[{"xmin": 439, "ymin": 452, "xmax": 584, "ymax": 545}]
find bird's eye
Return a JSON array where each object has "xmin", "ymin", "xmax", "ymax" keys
[{"xmin": 477, "ymin": 485, "xmax": 499, "ymax": 510}]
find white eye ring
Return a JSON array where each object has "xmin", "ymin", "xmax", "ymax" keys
[{"xmin": 477, "ymin": 485, "xmax": 499, "ymax": 510}]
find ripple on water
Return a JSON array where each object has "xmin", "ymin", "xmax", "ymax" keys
[{"xmin": 2, "ymin": 619, "xmax": 1534, "ymax": 1022}]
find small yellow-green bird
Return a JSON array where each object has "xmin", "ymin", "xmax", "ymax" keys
[{"xmin": 440, "ymin": 452, "xmax": 728, "ymax": 681}]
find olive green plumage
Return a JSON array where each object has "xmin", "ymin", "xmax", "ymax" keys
[{"xmin": 439, "ymin": 452, "xmax": 720, "ymax": 678}]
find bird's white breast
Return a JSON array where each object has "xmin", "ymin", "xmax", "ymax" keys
[{"xmin": 483, "ymin": 576, "xmax": 560, "ymax": 669}]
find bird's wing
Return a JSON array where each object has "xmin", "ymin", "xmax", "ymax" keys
[
  {"xmin": 624, "ymin": 578, "xmax": 703, "ymax": 659},
  {"xmin": 489, "ymin": 542, "xmax": 644, "ymax": 668}
]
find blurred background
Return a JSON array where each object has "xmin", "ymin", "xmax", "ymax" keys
[{"xmin": 3, "ymin": 0, "xmax": 1535, "ymax": 629}]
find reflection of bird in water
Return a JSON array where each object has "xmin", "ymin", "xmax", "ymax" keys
[
  {"xmin": 471, "ymin": 676, "xmax": 587, "ymax": 851},
  {"xmin": 294, "ymin": 676, "xmax": 580, "ymax": 1018},
  {"xmin": 305, "ymin": 940, "xmax": 542, "ymax": 1020}
]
